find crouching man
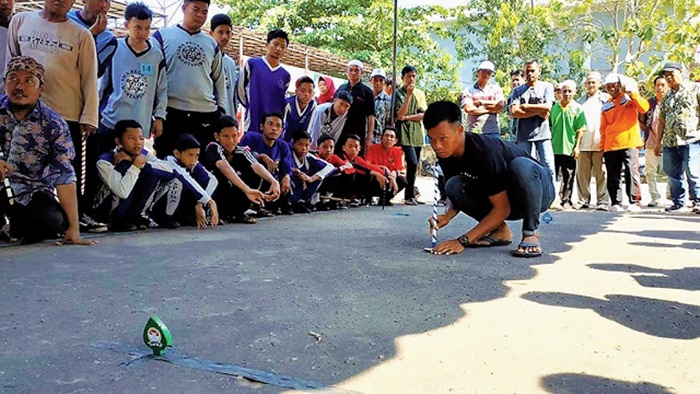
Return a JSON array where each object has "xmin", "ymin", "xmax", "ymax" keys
[
  {"xmin": 425, "ymin": 101, "xmax": 554, "ymax": 258},
  {"xmin": 0, "ymin": 57, "xmax": 94, "ymax": 245}
]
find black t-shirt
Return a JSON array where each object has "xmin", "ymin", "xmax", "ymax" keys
[
  {"xmin": 337, "ymin": 81, "xmax": 375, "ymax": 142},
  {"xmin": 438, "ymin": 132, "xmax": 534, "ymax": 196},
  {"xmin": 203, "ymin": 142, "xmax": 258, "ymax": 177}
]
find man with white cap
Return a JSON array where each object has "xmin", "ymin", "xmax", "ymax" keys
[
  {"xmin": 600, "ymin": 72, "xmax": 649, "ymax": 212},
  {"xmin": 654, "ymin": 61, "xmax": 700, "ymax": 212},
  {"xmin": 461, "ymin": 60, "xmax": 505, "ymax": 138},
  {"xmin": 336, "ymin": 59, "xmax": 375, "ymax": 154},
  {"xmin": 370, "ymin": 68, "xmax": 391, "ymax": 143}
]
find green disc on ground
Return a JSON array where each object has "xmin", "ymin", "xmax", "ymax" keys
[{"xmin": 143, "ymin": 316, "xmax": 172, "ymax": 355}]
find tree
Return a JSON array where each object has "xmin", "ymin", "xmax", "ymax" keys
[
  {"xmin": 218, "ymin": 0, "xmax": 463, "ymax": 103},
  {"xmin": 578, "ymin": 0, "xmax": 700, "ymax": 84}
]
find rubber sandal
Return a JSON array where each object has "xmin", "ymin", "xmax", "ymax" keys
[
  {"xmin": 512, "ymin": 241, "xmax": 543, "ymax": 258},
  {"xmin": 465, "ymin": 235, "xmax": 513, "ymax": 248}
]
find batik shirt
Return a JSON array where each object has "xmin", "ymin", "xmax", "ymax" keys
[
  {"xmin": 659, "ymin": 81, "xmax": 700, "ymax": 147},
  {"xmin": 372, "ymin": 91, "xmax": 391, "ymax": 143},
  {"xmin": 0, "ymin": 97, "xmax": 75, "ymax": 205}
]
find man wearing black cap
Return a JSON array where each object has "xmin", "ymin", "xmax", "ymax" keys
[{"xmin": 654, "ymin": 62, "xmax": 700, "ymax": 212}]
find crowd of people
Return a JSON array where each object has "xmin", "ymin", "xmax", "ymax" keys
[{"xmin": 0, "ymin": 0, "xmax": 698, "ymax": 251}]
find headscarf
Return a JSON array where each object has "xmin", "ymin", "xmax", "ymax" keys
[
  {"xmin": 4, "ymin": 56, "xmax": 45, "ymax": 85},
  {"xmin": 317, "ymin": 75, "xmax": 336, "ymax": 104}
]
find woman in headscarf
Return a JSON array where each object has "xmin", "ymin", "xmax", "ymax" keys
[{"xmin": 316, "ymin": 75, "xmax": 336, "ymax": 104}]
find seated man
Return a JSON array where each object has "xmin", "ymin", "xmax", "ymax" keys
[
  {"xmin": 290, "ymin": 129, "xmax": 334, "ymax": 212},
  {"xmin": 324, "ymin": 134, "xmax": 387, "ymax": 206},
  {"xmin": 0, "ymin": 57, "xmax": 93, "ymax": 245},
  {"xmin": 203, "ymin": 115, "xmax": 280, "ymax": 223},
  {"xmin": 425, "ymin": 101, "xmax": 554, "ymax": 258},
  {"xmin": 240, "ymin": 112, "xmax": 294, "ymax": 214},
  {"xmin": 94, "ymin": 120, "xmax": 172, "ymax": 231},
  {"xmin": 364, "ymin": 126, "xmax": 407, "ymax": 205},
  {"xmin": 153, "ymin": 134, "xmax": 219, "ymax": 229}
]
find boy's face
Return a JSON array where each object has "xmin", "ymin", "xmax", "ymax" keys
[
  {"xmin": 332, "ymin": 99, "xmax": 351, "ymax": 116},
  {"xmin": 318, "ymin": 139, "xmax": 334, "ymax": 160},
  {"xmin": 292, "ymin": 138, "xmax": 311, "ymax": 158},
  {"xmin": 402, "ymin": 71, "xmax": 417, "ymax": 87},
  {"xmin": 174, "ymin": 147, "xmax": 200, "ymax": 170},
  {"xmin": 44, "ymin": 0, "xmax": 75, "ymax": 17},
  {"xmin": 117, "ymin": 127, "xmax": 145, "ymax": 156},
  {"xmin": 266, "ymin": 37, "xmax": 287, "ymax": 60},
  {"xmin": 261, "ymin": 116, "xmax": 283, "ymax": 141},
  {"xmin": 343, "ymin": 138, "xmax": 360, "ymax": 159},
  {"xmin": 215, "ymin": 126, "xmax": 240, "ymax": 153},
  {"xmin": 181, "ymin": 0, "xmax": 208, "ymax": 30},
  {"xmin": 85, "ymin": 0, "xmax": 110, "ymax": 16},
  {"xmin": 654, "ymin": 78, "xmax": 669, "ymax": 96},
  {"xmin": 124, "ymin": 17, "xmax": 151, "ymax": 44},
  {"xmin": 511, "ymin": 74, "xmax": 524, "ymax": 88},
  {"xmin": 210, "ymin": 24, "xmax": 232, "ymax": 50},
  {"xmin": 295, "ymin": 82, "xmax": 314, "ymax": 106}
]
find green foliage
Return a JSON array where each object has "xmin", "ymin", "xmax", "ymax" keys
[{"xmin": 219, "ymin": 0, "xmax": 462, "ymax": 103}]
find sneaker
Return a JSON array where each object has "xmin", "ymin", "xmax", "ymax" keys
[
  {"xmin": 80, "ymin": 214, "xmax": 108, "ymax": 233},
  {"xmin": 596, "ymin": 204, "xmax": 609, "ymax": 211},
  {"xmin": 647, "ymin": 200, "xmax": 660, "ymax": 208},
  {"xmin": 665, "ymin": 203, "xmax": 684, "ymax": 212},
  {"xmin": 404, "ymin": 198, "xmax": 418, "ymax": 206},
  {"xmin": 349, "ymin": 199, "xmax": 362, "ymax": 208},
  {"xmin": 549, "ymin": 202, "xmax": 563, "ymax": 211},
  {"xmin": 577, "ymin": 203, "xmax": 590, "ymax": 210},
  {"xmin": 627, "ymin": 203, "xmax": 642, "ymax": 212},
  {"xmin": 562, "ymin": 202, "xmax": 573, "ymax": 210},
  {"xmin": 610, "ymin": 205, "xmax": 625, "ymax": 212},
  {"xmin": 336, "ymin": 201, "xmax": 349, "ymax": 210}
]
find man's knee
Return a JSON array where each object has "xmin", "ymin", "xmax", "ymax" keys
[{"xmin": 445, "ymin": 176, "xmax": 466, "ymax": 202}]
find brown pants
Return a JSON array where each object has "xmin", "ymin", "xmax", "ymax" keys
[{"xmin": 576, "ymin": 150, "xmax": 610, "ymax": 207}]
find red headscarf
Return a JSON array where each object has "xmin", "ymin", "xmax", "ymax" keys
[{"xmin": 317, "ymin": 75, "xmax": 336, "ymax": 104}]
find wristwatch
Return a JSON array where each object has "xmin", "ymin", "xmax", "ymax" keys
[{"xmin": 457, "ymin": 234, "xmax": 471, "ymax": 248}]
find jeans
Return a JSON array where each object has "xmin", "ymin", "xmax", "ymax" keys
[
  {"xmin": 402, "ymin": 146, "xmax": 422, "ymax": 200},
  {"xmin": 516, "ymin": 139, "xmax": 556, "ymax": 182},
  {"xmin": 663, "ymin": 142, "xmax": 700, "ymax": 205},
  {"xmin": 604, "ymin": 148, "xmax": 642, "ymax": 206},
  {"xmin": 445, "ymin": 156, "xmax": 555, "ymax": 236}
]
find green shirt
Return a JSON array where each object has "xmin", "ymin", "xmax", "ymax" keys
[
  {"xmin": 394, "ymin": 86, "xmax": 427, "ymax": 147},
  {"xmin": 659, "ymin": 81, "xmax": 700, "ymax": 148},
  {"xmin": 550, "ymin": 101, "xmax": 587, "ymax": 156}
]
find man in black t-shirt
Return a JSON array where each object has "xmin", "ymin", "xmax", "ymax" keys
[
  {"xmin": 336, "ymin": 60, "xmax": 376, "ymax": 153},
  {"xmin": 425, "ymin": 101, "xmax": 555, "ymax": 258}
]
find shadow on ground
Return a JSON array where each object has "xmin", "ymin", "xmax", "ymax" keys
[
  {"xmin": 541, "ymin": 373, "xmax": 674, "ymax": 394},
  {"xmin": 522, "ymin": 292, "xmax": 700, "ymax": 339},
  {"xmin": 0, "ymin": 207, "xmax": 614, "ymax": 392},
  {"xmin": 589, "ymin": 263, "xmax": 700, "ymax": 291}
]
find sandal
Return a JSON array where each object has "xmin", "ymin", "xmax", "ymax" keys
[
  {"xmin": 512, "ymin": 241, "xmax": 543, "ymax": 258},
  {"xmin": 232, "ymin": 214, "xmax": 257, "ymax": 224},
  {"xmin": 465, "ymin": 235, "xmax": 512, "ymax": 248}
]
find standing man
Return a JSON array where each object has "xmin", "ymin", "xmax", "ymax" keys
[
  {"xmin": 336, "ymin": 60, "xmax": 375, "ymax": 153},
  {"xmin": 509, "ymin": 59, "xmax": 556, "ymax": 179},
  {"xmin": 151, "ymin": 0, "xmax": 226, "ymax": 157},
  {"xmin": 425, "ymin": 101, "xmax": 554, "ymax": 258},
  {"xmin": 0, "ymin": 56, "xmax": 94, "ymax": 245},
  {"xmin": 395, "ymin": 65, "xmax": 427, "ymax": 205},
  {"xmin": 370, "ymin": 68, "xmax": 391, "ymax": 144},
  {"xmin": 0, "ymin": 0, "xmax": 15, "ymax": 95},
  {"xmin": 600, "ymin": 73, "xmax": 649, "ymax": 212},
  {"xmin": 639, "ymin": 75, "xmax": 669, "ymax": 207},
  {"xmin": 8, "ymin": 0, "xmax": 105, "ymax": 232},
  {"xmin": 576, "ymin": 71, "xmax": 610, "ymax": 210},
  {"xmin": 209, "ymin": 13, "xmax": 238, "ymax": 117},
  {"xmin": 68, "ymin": 0, "xmax": 117, "ymax": 77},
  {"xmin": 655, "ymin": 62, "xmax": 700, "ymax": 212},
  {"xmin": 461, "ymin": 60, "xmax": 505, "ymax": 138},
  {"xmin": 510, "ymin": 70, "xmax": 524, "ymax": 89}
]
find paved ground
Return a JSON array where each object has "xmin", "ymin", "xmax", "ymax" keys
[{"xmin": 1, "ymin": 179, "xmax": 699, "ymax": 393}]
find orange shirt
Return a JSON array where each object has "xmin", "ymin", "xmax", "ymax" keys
[{"xmin": 600, "ymin": 91, "xmax": 649, "ymax": 152}]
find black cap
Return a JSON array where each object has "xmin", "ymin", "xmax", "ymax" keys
[{"xmin": 662, "ymin": 62, "xmax": 683, "ymax": 72}]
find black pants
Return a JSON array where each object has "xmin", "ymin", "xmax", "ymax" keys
[
  {"xmin": 320, "ymin": 172, "xmax": 373, "ymax": 200},
  {"xmin": 445, "ymin": 157, "xmax": 554, "ymax": 236},
  {"xmin": 366, "ymin": 175, "xmax": 407, "ymax": 201},
  {"xmin": 4, "ymin": 191, "xmax": 68, "ymax": 243},
  {"xmin": 402, "ymin": 146, "xmax": 422, "ymax": 199},
  {"xmin": 155, "ymin": 107, "xmax": 220, "ymax": 159},
  {"xmin": 213, "ymin": 166, "xmax": 263, "ymax": 219},
  {"xmin": 68, "ymin": 121, "xmax": 98, "ymax": 216},
  {"xmin": 94, "ymin": 161, "xmax": 160, "ymax": 225},
  {"xmin": 554, "ymin": 154, "xmax": 576, "ymax": 205},
  {"xmin": 603, "ymin": 148, "xmax": 641, "ymax": 206}
]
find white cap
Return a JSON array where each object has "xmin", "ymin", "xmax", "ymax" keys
[
  {"xmin": 477, "ymin": 60, "xmax": 495, "ymax": 73},
  {"xmin": 370, "ymin": 68, "xmax": 386, "ymax": 79},
  {"xmin": 347, "ymin": 59, "xmax": 364, "ymax": 70},
  {"xmin": 604, "ymin": 73, "xmax": 621, "ymax": 85}
]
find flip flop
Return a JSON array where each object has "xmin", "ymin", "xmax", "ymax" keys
[
  {"xmin": 465, "ymin": 235, "xmax": 513, "ymax": 248},
  {"xmin": 512, "ymin": 241, "xmax": 543, "ymax": 258}
]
